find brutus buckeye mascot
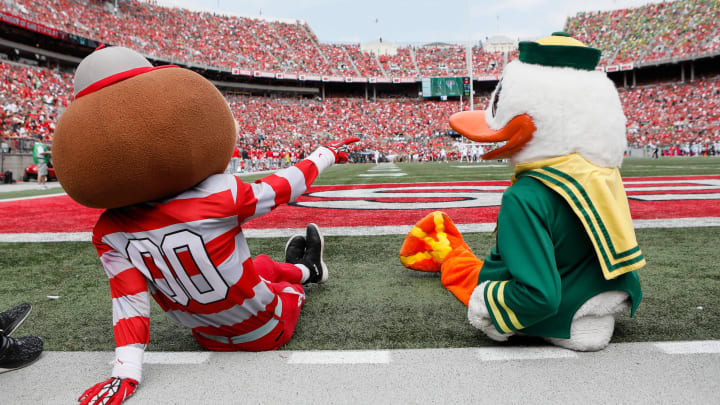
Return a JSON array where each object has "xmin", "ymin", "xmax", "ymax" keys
[
  {"xmin": 400, "ymin": 33, "xmax": 644, "ymax": 352},
  {"xmin": 53, "ymin": 46, "xmax": 358, "ymax": 404}
]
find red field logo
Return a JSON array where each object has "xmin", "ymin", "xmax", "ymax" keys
[
  {"xmin": 1, "ymin": 175, "xmax": 719, "ymax": 234},
  {"xmin": 294, "ymin": 176, "xmax": 720, "ymax": 210}
]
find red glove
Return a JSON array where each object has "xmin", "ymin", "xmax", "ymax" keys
[
  {"xmin": 78, "ymin": 377, "xmax": 139, "ymax": 405},
  {"xmin": 325, "ymin": 136, "xmax": 361, "ymax": 163}
]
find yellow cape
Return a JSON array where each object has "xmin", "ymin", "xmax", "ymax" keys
[{"xmin": 514, "ymin": 153, "xmax": 645, "ymax": 280}]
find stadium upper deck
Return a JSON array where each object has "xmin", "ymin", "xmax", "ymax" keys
[
  {"xmin": 567, "ymin": 0, "xmax": 720, "ymax": 67},
  {"xmin": 0, "ymin": 0, "xmax": 717, "ymax": 81}
]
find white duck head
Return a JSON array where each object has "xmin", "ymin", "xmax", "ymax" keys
[{"xmin": 450, "ymin": 32, "xmax": 627, "ymax": 168}]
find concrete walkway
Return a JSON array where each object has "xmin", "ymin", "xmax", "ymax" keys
[{"xmin": 2, "ymin": 341, "xmax": 719, "ymax": 404}]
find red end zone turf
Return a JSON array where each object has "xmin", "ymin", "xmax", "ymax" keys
[{"xmin": 1, "ymin": 175, "xmax": 719, "ymax": 234}]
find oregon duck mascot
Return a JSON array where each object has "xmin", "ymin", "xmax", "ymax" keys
[{"xmin": 399, "ymin": 32, "xmax": 644, "ymax": 351}]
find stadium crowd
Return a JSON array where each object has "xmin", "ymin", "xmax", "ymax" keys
[
  {"xmin": 2, "ymin": 59, "xmax": 719, "ymax": 171},
  {"xmin": 619, "ymin": 77, "xmax": 720, "ymax": 154},
  {"xmin": 0, "ymin": 62, "xmax": 71, "ymax": 153},
  {"xmin": 566, "ymin": 0, "xmax": 720, "ymax": 66},
  {"xmin": 227, "ymin": 94, "xmax": 477, "ymax": 169},
  {"xmin": 2, "ymin": 0, "xmax": 717, "ymax": 80},
  {"xmin": 1, "ymin": 0, "xmax": 719, "ymax": 172}
]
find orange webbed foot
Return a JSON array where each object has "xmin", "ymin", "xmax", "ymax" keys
[{"xmin": 399, "ymin": 211, "xmax": 468, "ymax": 272}]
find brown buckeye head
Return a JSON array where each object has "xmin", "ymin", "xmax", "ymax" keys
[{"xmin": 53, "ymin": 47, "xmax": 236, "ymax": 208}]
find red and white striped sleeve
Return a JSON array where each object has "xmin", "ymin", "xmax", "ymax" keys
[
  {"xmin": 93, "ymin": 237, "xmax": 150, "ymax": 383},
  {"xmin": 236, "ymin": 146, "xmax": 335, "ymax": 223}
]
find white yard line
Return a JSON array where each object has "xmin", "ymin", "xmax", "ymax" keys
[
  {"xmin": 0, "ymin": 232, "xmax": 93, "ymax": 242},
  {"xmin": 476, "ymin": 346, "xmax": 578, "ymax": 361},
  {"xmin": 105, "ymin": 352, "xmax": 211, "ymax": 365},
  {"xmin": 633, "ymin": 217, "xmax": 720, "ymax": 228},
  {"xmin": 288, "ymin": 350, "xmax": 391, "ymax": 364},
  {"xmin": 360, "ymin": 164, "xmax": 406, "ymax": 177},
  {"xmin": 144, "ymin": 352, "xmax": 211, "ymax": 364},
  {"xmin": 2, "ymin": 217, "xmax": 719, "ymax": 242},
  {"xmin": 60, "ymin": 340, "xmax": 720, "ymax": 366},
  {"xmin": 357, "ymin": 173, "xmax": 407, "ymax": 177},
  {"xmin": 0, "ymin": 192, "xmax": 67, "ymax": 202},
  {"xmin": 654, "ymin": 340, "xmax": 720, "ymax": 354}
]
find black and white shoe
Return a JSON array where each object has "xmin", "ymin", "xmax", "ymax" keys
[
  {"xmin": 0, "ymin": 335, "xmax": 43, "ymax": 373},
  {"xmin": 303, "ymin": 223, "xmax": 328, "ymax": 284},
  {"xmin": 284, "ymin": 234, "xmax": 306, "ymax": 264},
  {"xmin": 0, "ymin": 303, "xmax": 31, "ymax": 336}
]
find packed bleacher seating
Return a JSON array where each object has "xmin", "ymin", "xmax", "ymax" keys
[
  {"xmin": 227, "ymin": 94, "xmax": 483, "ymax": 167},
  {"xmin": 619, "ymin": 76, "xmax": 720, "ymax": 150},
  {"xmin": 0, "ymin": 59, "xmax": 487, "ymax": 164},
  {"xmin": 378, "ymin": 47, "xmax": 419, "ymax": 77},
  {"xmin": 0, "ymin": 61, "xmax": 72, "ymax": 153},
  {"xmin": 3, "ymin": 0, "xmax": 717, "ymax": 79},
  {"xmin": 340, "ymin": 44, "xmax": 385, "ymax": 77},
  {"xmin": 376, "ymin": 44, "xmax": 509, "ymax": 79},
  {"xmin": 472, "ymin": 48, "xmax": 509, "ymax": 78},
  {"xmin": 0, "ymin": 0, "xmax": 508, "ymax": 78},
  {"xmin": 318, "ymin": 44, "xmax": 358, "ymax": 76},
  {"xmin": 566, "ymin": 0, "xmax": 720, "ymax": 66},
  {"xmin": 1, "ymin": 0, "xmax": 720, "ymax": 171},
  {"xmin": 414, "ymin": 45, "xmax": 467, "ymax": 77},
  {"xmin": 3, "ymin": 59, "xmax": 719, "ymax": 170}
]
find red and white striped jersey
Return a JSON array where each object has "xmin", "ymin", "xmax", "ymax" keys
[{"xmin": 92, "ymin": 148, "xmax": 335, "ymax": 381}]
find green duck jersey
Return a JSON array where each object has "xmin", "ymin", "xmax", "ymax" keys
[{"xmin": 479, "ymin": 175, "xmax": 642, "ymax": 339}]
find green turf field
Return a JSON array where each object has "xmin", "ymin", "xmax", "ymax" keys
[
  {"xmin": 240, "ymin": 156, "xmax": 720, "ymax": 184},
  {"xmin": 1, "ymin": 156, "xmax": 719, "ymax": 351}
]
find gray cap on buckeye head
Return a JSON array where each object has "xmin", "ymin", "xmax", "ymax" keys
[{"xmin": 73, "ymin": 46, "xmax": 152, "ymax": 97}]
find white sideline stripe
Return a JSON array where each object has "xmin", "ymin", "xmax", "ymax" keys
[
  {"xmin": 0, "ymin": 192, "xmax": 67, "ymax": 202},
  {"xmin": 476, "ymin": 347, "xmax": 578, "ymax": 361},
  {"xmin": 53, "ymin": 340, "xmax": 720, "ymax": 367},
  {"xmin": 452, "ymin": 165, "xmax": 507, "ymax": 168},
  {"xmin": 632, "ymin": 193, "xmax": 720, "ymax": 200},
  {"xmin": 633, "ymin": 217, "xmax": 720, "ymax": 228},
  {"xmin": 0, "ymin": 232, "xmax": 93, "ymax": 242},
  {"xmin": 106, "ymin": 352, "xmax": 211, "ymax": 365},
  {"xmin": 2, "ymin": 217, "xmax": 720, "ymax": 242},
  {"xmin": 654, "ymin": 340, "xmax": 720, "ymax": 354},
  {"xmin": 144, "ymin": 352, "xmax": 211, "ymax": 364},
  {"xmin": 357, "ymin": 173, "xmax": 407, "ymax": 177},
  {"xmin": 288, "ymin": 350, "xmax": 391, "ymax": 364}
]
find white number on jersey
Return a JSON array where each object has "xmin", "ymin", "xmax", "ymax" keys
[{"xmin": 125, "ymin": 230, "xmax": 229, "ymax": 306}]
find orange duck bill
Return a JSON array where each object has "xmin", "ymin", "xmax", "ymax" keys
[{"xmin": 449, "ymin": 112, "xmax": 536, "ymax": 160}]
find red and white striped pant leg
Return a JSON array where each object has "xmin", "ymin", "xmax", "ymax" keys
[
  {"xmin": 196, "ymin": 255, "xmax": 307, "ymax": 351},
  {"xmin": 192, "ymin": 287, "xmax": 305, "ymax": 352},
  {"xmin": 251, "ymin": 254, "xmax": 307, "ymax": 350},
  {"xmin": 252, "ymin": 284, "xmax": 305, "ymax": 350},
  {"xmin": 191, "ymin": 255, "xmax": 306, "ymax": 351},
  {"xmin": 253, "ymin": 254, "xmax": 303, "ymax": 284}
]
